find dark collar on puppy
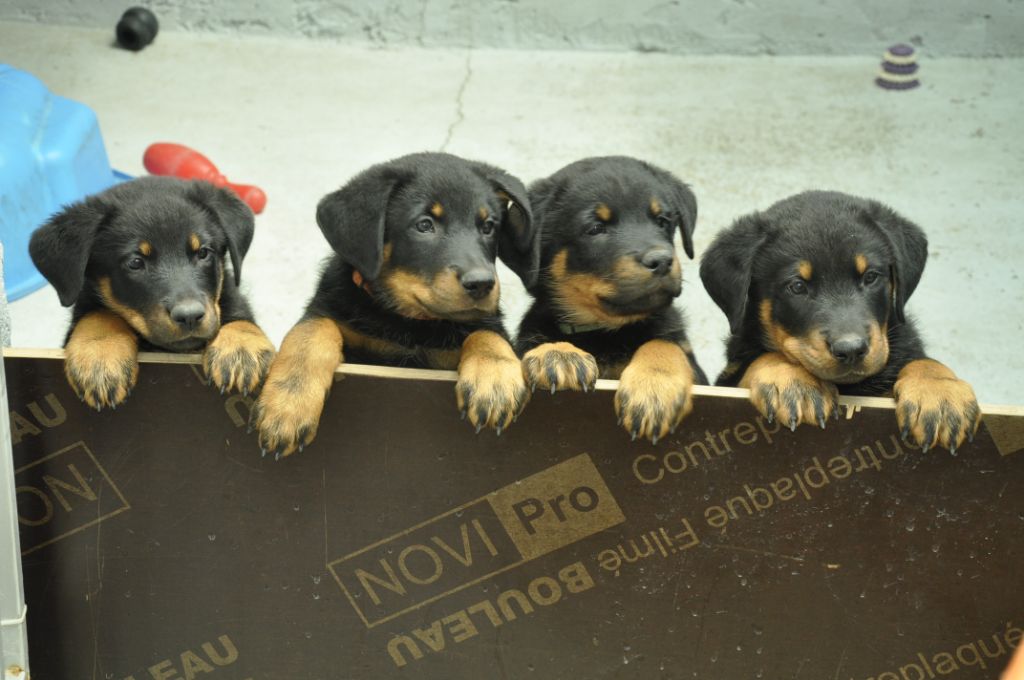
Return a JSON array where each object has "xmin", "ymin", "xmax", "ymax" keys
[{"xmin": 557, "ymin": 321, "xmax": 608, "ymax": 335}]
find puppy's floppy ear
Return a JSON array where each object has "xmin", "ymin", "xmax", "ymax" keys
[
  {"xmin": 29, "ymin": 198, "xmax": 114, "ymax": 307},
  {"xmin": 700, "ymin": 213, "xmax": 770, "ymax": 334},
  {"xmin": 646, "ymin": 164, "xmax": 698, "ymax": 259},
  {"xmin": 469, "ymin": 162, "xmax": 538, "ymax": 289},
  {"xmin": 316, "ymin": 164, "xmax": 403, "ymax": 281},
  {"xmin": 187, "ymin": 181, "xmax": 254, "ymax": 286},
  {"xmin": 860, "ymin": 201, "xmax": 928, "ymax": 324}
]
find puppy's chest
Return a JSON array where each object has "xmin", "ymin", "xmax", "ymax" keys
[
  {"xmin": 338, "ymin": 322, "xmax": 462, "ymax": 370},
  {"xmin": 557, "ymin": 334, "xmax": 638, "ymax": 379}
]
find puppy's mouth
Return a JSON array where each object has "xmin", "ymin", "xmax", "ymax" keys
[
  {"xmin": 141, "ymin": 307, "xmax": 222, "ymax": 352},
  {"xmin": 149, "ymin": 334, "xmax": 216, "ymax": 352},
  {"xmin": 414, "ymin": 297, "xmax": 497, "ymax": 322},
  {"xmin": 780, "ymin": 330, "xmax": 890, "ymax": 385},
  {"xmin": 599, "ymin": 280, "xmax": 681, "ymax": 316}
]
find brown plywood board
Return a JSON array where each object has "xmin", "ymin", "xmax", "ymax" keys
[{"xmin": 3, "ymin": 351, "xmax": 1022, "ymax": 679}]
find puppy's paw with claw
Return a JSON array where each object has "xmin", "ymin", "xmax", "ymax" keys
[
  {"xmin": 522, "ymin": 342, "xmax": 599, "ymax": 394},
  {"xmin": 203, "ymin": 320, "xmax": 276, "ymax": 396},
  {"xmin": 894, "ymin": 359, "xmax": 981, "ymax": 454},
  {"xmin": 249, "ymin": 316, "xmax": 342, "ymax": 460},
  {"xmin": 250, "ymin": 380, "xmax": 325, "ymax": 460},
  {"xmin": 64, "ymin": 312, "xmax": 139, "ymax": 410},
  {"xmin": 614, "ymin": 340, "xmax": 695, "ymax": 444},
  {"xmin": 457, "ymin": 331, "xmax": 529, "ymax": 434},
  {"xmin": 740, "ymin": 352, "xmax": 839, "ymax": 430}
]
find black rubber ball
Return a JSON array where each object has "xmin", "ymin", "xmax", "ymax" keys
[{"xmin": 116, "ymin": 7, "xmax": 159, "ymax": 51}]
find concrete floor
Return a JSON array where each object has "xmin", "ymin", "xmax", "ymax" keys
[{"xmin": 3, "ymin": 21, "xmax": 1022, "ymax": 404}]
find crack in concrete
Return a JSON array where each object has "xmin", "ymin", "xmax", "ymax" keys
[{"xmin": 440, "ymin": 52, "xmax": 472, "ymax": 152}]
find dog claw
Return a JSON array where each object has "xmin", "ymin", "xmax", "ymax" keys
[
  {"xmin": 260, "ymin": 447, "xmax": 267, "ymax": 458},
  {"xmin": 788, "ymin": 416, "xmax": 797, "ymax": 432},
  {"xmin": 651, "ymin": 434, "xmax": 659, "ymax": 445},
  {"xmin": 475, "ymin": 424, "xmax": 483, "ymax": 434},
  {"xmin": 496, "ymin": 425, "xmax": 504, "ymax": 436},
  {"xmin": 818, "ymin": 415, "xmax": 826, "ymax": 429},
  {"xmin": 550, "ymin": 384, "xmax": 556, "ymax": 395},
  {"xmin": 460, "ymin": 409, "xmax": 467, "ymax": 421},
  {"xmin": 274, "ymin": 452, "xmax": 281, "ymax": 462}
]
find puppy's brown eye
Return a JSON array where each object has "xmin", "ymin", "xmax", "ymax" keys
[
  {"xmin": 126, "ymin": 257, "xmax": 145, "ymax": 271},
  {"xmin": 197, "ymin": 246, "xmax": 212, "ymax": 260},
  {"xmin": 787, "ymin": 280, "xmax": 808, "ymax": 295},
  {"xmin": 480, "ymin": 219, "xmax": 497, "ymax": 236},
  {"xmin": 586, "ymin": 224, "xmax": 607, "ymax": 236},
  {"xmin": 415, "ymin": 218, "xmax": 435, "ymax": 233},
  {"xmin": 863, "ymin": 271, "xmax": 881, "ymax": 285}
]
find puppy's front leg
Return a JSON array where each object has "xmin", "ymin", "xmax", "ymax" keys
[
  {"xmin": 457, "ymin": 330, "xmax": 529, "ymax": 434},
  {"xmin": 739, "ymin": 352, "xmax": 839, "ymax": 430},
  {"xmin": 615, "ymin": 339, "xmax": 695, "ymax": 444},
  {"xmin": 250, "ymin": 317, "xmax": 342, "ymax": 459},
  {"xmin": 203, "ymin": 321, "xmax": 276, "ymax": 396},
  {"xmin": 64, "ymin": 310, "xmax": 139, "ymax": 410},
  {"xmin": 894, "ymin": 358, "xmax": 980, "ymax": 453},
  {"xmin": 522, "ymin": 342, "xmax": 599, "ymax": 394}
]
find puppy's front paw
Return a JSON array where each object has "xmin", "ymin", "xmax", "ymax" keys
[
  {"xmin": 249, "ymin": 317, "xmax": 342, "ymax": 460},
  {"xmin": 457, "ymin": 331, "xmax": 529, "ymax": 434},
  {"xmin": 740, "ymin": 352, "xmax": 839, "ymax": 430},
  {"xmin": 64, "ymin": 312, "xmax": 139, "ymax": 410},
  {"xmin": 894, "ymin": 359, "xmax": 980, "ymax": 453},
  {"xmin": 615, "ymin": 340, "xmax": 694, "ymax": 444},
  {"xmin": 522, "ymin": 342, "xmax": 599, "ymax": 394},
  {"xmin": 250, "ymin": 381, "xmax": 325, "ymax": 460},
  {"xmin": 203, "ymin": 320, "xmax": 276, "ymax": 395}
]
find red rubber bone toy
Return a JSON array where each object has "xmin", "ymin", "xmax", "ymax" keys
[{"xmin": 143, "ymin": 143, "xmax": 267, "ymax": 214}]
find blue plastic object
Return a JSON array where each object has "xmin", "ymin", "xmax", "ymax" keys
[{"xmin": 0, "ymin": 64, "xmax": 122, "ymax": 301}]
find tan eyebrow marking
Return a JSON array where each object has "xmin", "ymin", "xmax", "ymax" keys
[
  {"xmin": 189, "ymin": 233, "xmax": 201, "ymax": 252},
  {"xmin": 650, "ymin": 198, "xmax": 662, "ymax": 216},
  {"xmin": 139, "ymin": 241, "xmax": 152, "ymax": 256},
  {"xmin": 855, "ymin": 254, "xmax": 868, "ymax": 275},
  {"xmin": 430, "ymin": 202, "xmax": 444, "ymax": 218},
  {"xmin": 798, "ymin": 260, "xmax": 813, "ymax": 280},
  {"xmin": 595, "ymin": 203, "xmax": 612, "ymax": 222}
]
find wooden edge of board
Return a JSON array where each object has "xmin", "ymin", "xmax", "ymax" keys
[{"xmin": 4, "ymin": 346, "xmax": 1023, "ymax": 417}]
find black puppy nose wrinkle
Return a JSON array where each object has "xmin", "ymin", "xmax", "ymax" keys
[
  {"xmin": 829, "ymin": 334, "xmax": 869, "ymax": 364},
  {"xmin": 640, "ymin": 249, "xmax": 674, "ymax": 276},
  {"xmin": 170, "ymin": 300, "xmax": 206, "ymax": 331},
  {"xmin": 461, "ymin": 270, "xmax": 496, "ymax": 300}
]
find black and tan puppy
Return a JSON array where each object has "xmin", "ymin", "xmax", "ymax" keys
[
  {"xmin": 251, "ymin": 152, "xmax": 537, "ymax": 458},
  {"xmin": 515, "ymin": 156, "xmax": 707, "ymax": 444},
  {"xmin": 700, "ymin": 190, "xmax": 979, "ymax": 452},
  {"xmin": 29, "ymin": 176, "xmax": 275, "ymax": 409}
]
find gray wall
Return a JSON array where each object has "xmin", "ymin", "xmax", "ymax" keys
[{"xmin": 2, "ymin": 0, "xmax": 1022, "ymax": 56}]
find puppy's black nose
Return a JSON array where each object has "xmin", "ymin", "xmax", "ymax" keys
[
  {"xmin": 829, "ymin": 334, "xmax": 869, "ymax": 365},
  {"xmin": 640, "ymin": 249, "xmax": 674, "ymax": 277},
  {"xmin": 461, "ymin": 269, "xmax": 496, "ymax": 300},
  {"xmin": 170, "ymin": 301, "xmax": 206, "ymax": 332}
]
